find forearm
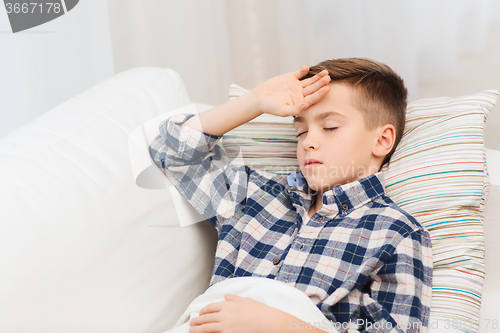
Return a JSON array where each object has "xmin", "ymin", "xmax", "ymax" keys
[
  {"xmin": 182, "ymin": 90, "xmax": 262, "ymax": 137},
  {"xmin": 182, "ymin": 66, "xmax": 330, "ymax": 136}
]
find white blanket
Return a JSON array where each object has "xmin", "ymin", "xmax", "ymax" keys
[{"xmin": 163, "ymin": 276, "xmax": 341, "ymax": 333}]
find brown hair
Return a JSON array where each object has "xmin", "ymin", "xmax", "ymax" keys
[{"xmin": 299, "ymin": 58, "xmax": 407, "ymax": 169}]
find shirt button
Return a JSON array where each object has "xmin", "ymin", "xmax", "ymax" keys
[
  {"xmin": 300, "ymin": 244, "xmax": 304, "ymax": 250},
  {"xmin": 273, "ymin": 258, "xmax": 281, "ymax": 265},
  {"xmin": 342, "ymin": 203, "xmax": 349, "ymax": 211}
]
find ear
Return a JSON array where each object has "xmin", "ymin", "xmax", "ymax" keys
[{"xmin": 372, "ymin": 124, "xmax": 395, "ymax": 158}]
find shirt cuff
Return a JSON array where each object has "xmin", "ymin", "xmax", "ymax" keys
[{"xmin": 159, "ymin": 111, "xmax": 223, "ymax": 160}]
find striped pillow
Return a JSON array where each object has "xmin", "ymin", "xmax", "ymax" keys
[
  {"xmin": 224, "ymin": 84, "xmax": 300, "ymax": 175},
  {"xmin": 222, "ymin": 84, "xmax": 498, "ymax": 332}
]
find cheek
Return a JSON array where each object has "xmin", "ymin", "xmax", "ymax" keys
[
  {"xmin": 345, "ymin": 136, "xmax": 370, "ymax": 163},
  {"xmin": 296, "ymin": 149, "xmax": 304, "ymax": 162}
]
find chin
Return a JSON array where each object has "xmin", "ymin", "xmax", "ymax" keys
[{"xmin": 305, "ymin": 181, "xmax": 333, "ymax": 193}]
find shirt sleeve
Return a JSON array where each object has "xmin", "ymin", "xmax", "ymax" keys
[
  {"xmin": 148, "ymin": 112, "xmax": 251, "ymax": 233},
  {"xmin": 356, "ymin": 229, "xmax": 433, "ymax": 333}
]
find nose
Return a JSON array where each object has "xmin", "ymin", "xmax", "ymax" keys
[{"xmin": 301, "ymin": 131, "xmax": 320, "ymax": 151}]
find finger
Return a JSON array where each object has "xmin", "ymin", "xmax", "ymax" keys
[
  {"xmin": 190, "ymin": 313, "xmax": 219, "ymax": 326},
  {"xmin": 199, "ymin": 301, "xmax": 224, "ymax": 315},
  {"xmin": 303, "ymin": 85, "xmax": 331, "ymax": 107},
  {"xmin": 224, "ymin": 294, "xmax": 242, "ymax": 301},
  {"xmin": 303, "ymin": 74, "xmax": 331, "ymax": 96},
  {"xmin": 225, "ymin": 294, "xmax": 252, "ymax": 302},
  {"xmin": 292, "ymin": 65, "xmax": 310, "ymax": 79},
  {"xmin": 278, "ymin": 103, "xmax": 309, "ymax": 117},
  {"xmin": 300, "ymin": 69, "xmax": 329, "ymax": 88},
  {"xmin": 189, "ymin": 322, "xmax": 221, "ymax": 333}
]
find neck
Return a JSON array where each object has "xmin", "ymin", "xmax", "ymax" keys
[{"xmin": 309, "ymin": 192, "xmax": 323, "ymax": 218}]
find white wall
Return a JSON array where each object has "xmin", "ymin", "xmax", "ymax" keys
[
  {"xmin": 107, "ymin": 0, "xmax": 232, "ymax": 107},
  {"xmin": 0, "ymin": 0, "xmax": 114, "ymax": 140},
  {"xmin": 419, "ymin": 19, "xmax": 500, "ymax": 150},
  {"xmin": 107, "ymin": 0, "xmax": 500, "ymax": 150},
  {"xmin": 2, "ymin": 1, "xmax": 499, "ymax": 150}
]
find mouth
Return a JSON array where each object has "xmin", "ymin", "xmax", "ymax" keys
[{"xmin": 304, "ymin": 159, "xmax": 323, "ymax": 168}]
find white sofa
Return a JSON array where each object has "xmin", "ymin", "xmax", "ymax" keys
[{"xmin": 0, "ymin": 67, "xmax": 499, "ymax": 333}]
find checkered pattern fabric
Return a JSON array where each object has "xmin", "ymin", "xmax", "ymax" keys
[{"xmin": 149, "ymin": 112, "xmax": 433, "ymax": 332}]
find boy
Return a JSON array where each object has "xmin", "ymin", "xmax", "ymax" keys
[{"xmin": 149, "ymin": 58, "xmax": 433, "ymax": 333}]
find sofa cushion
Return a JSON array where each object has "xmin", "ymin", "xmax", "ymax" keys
[{"xmin": 0, "ymin": 67, "xmax": 217, "ymax": 332}]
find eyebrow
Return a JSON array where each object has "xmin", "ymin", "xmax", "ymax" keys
[{"xmin": 293, "ymin": 111, "xmax": 346, "ymax": 124}]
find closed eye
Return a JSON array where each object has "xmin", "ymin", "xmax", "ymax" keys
[
  {"xmin": 295, "ymin": 132, "xmax": 305, "ymax": 138},
  {"xmin": 295, "ymin": 127, "xmax": 337, "ymax": 138}
]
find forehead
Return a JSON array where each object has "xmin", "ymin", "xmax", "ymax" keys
[
  {"xmin": 293, "ymin": 110, "xmax": 347, "ymax": 125},
  {"xmin": 293, "ymin": 82, "xmax": 363, "ymax": 126}
]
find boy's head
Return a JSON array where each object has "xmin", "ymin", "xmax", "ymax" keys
[{"xmin": 293, "ymin": 58, "xmax": 407, "ymax": 193}]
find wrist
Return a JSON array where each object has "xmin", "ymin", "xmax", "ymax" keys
[{"xmin": 244, "ymin": 89, "xmax": 263, "ymax": 118}]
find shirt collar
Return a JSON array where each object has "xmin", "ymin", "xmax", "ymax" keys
[{"xmin": 287, "ymin": 171, "xmax": 386, "ymax": 218}]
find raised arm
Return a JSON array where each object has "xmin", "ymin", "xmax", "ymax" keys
[
  {"xmin": 182, "ymin": 65, "xmax": 331, "ymax": 136},
  {"xmin": 149, "ymin": 65, "xmax": 331, "ymax": 231}
]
